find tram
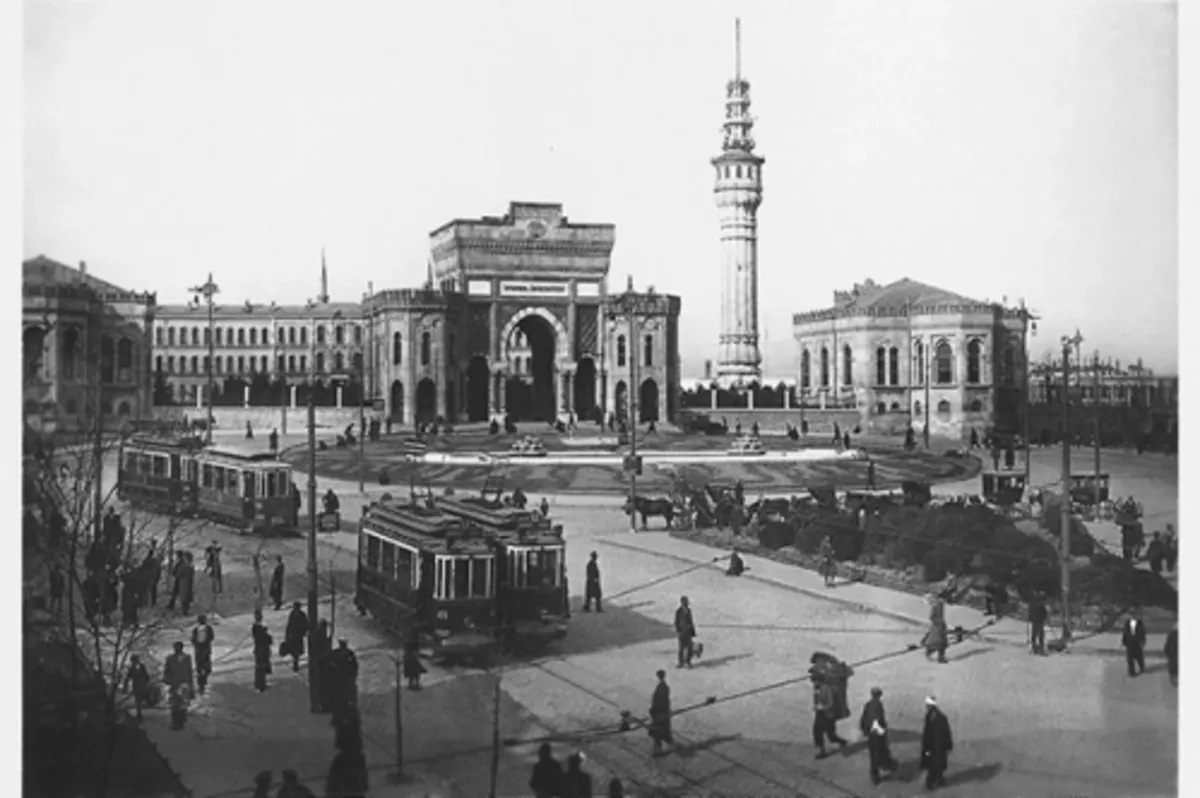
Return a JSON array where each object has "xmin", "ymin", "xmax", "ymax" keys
[
  {"xmin": 116, "ymin": 434, "xmax": 299, "ymax": 534},
  {"xmin": 435, "ymin": 492, "xmax": 569, "ymax": 646},
  {"xmin": 355, "ymin": 498, "xmax": 497, "ymax": 658}
]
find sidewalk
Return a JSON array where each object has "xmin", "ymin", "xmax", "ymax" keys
[{"xmin": 598, "ymin": 531, "xmax": 1157, "ymax": 658}]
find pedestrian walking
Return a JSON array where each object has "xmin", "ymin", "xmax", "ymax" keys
[
  {"xmin": 123, "ymin": 655, "xmax": 152, "ymax": 721},
  {"xmin": 275, "ymin": 769, "xmax": 316, "ymax": 798},
  {"xmin": 244, "ymin": 420, "xmax": 253, "ymax": 440},
  {"xmin": 1146, "ymin": 532, "xmax": 1166, "ymax": 575},
  {"xmin": 166, "ymin": 552, "xmax": 183, "ymax": 611},
  {"xmin": 251, "ymin": 771, "xmax": 272, "ymax": 798},
  {"xmin": 818, "ymin": 535, "xmax": 837, "ymax": 587},
  {"xmin": 922, "ymin": 595, "xmax": 949, "ymax": 663},
  {"xmin": 403, "ymin": 632, "xmax": 425, "ymax": 690},
  {"xmin": 163, "ymin": 642, "xmax": 194, "ymax": 731},
  {"xmin": 268, "ymin": 428, "xmax": 279, "ymax": 454},
  {"xmin": 866, "ymin": 458, "xmax": 876, "ymax": 490},
  {"xmin": 329, "ymin": 638, "xmax": 360, "ymax": 720},
  {"xmin": 674, "ymin": 596, "xmax": 697, "ymax": 668},
  {"xmin": 283, "ymin": 601, "xmax": 310, "ymax": 671},
  {"xmin": 562, "ymin": 751, "xmax": 593, "ymax": 798},
  {"xmin": 1165, "ymin": 525, "xmax": 1178, "ymax": 573},
  {"xmin": 1122, "ymin": 612, "xmax": 1147, "ymax": 677},
  {"xmin": 812, "ymin": 678, "xmax": 848, "ymax": 759},
  {"xmin": 649, "ymin": 670, "xmax": 673, "ymax": 757},
  {"xmin": 583, "ymin": 551, "xmax": 602, "ymax": 612},
  {"xmin": 270, "ymin": 555, "xmax": 285, "ymax": 610},
  {"xmin": 204, "ymin": 541, "xmax": 223, "ymax": 595},
  {"xmin": 141, "ymin": 544, "xmax": 161, "ymax": 606},
  {"xmin": 179, "ymin": 553, "xmax": 196, "ymax": 615},
  {"xmin": 325, "ymin": 739, "xmax": 369, "ymax": 798},
  {"xmin": 314, "ymin": 618, "xmax": 333, "ymax": 711},
  {"xmin": 919, "ymin": 696, "xmax": 954, "ymax": 790},
  {"xmin": 191, "ymin": 614, "xmax": 215, "ymax": 695},
  {"xmin": 49, "ymin": 564, "xmax": 64, "ymax": 615},
  {"xmin": 1028, "ymin": 595, "xmax": 1048, "ymax": 655},
  {"xmin": 540, "ymin": 497, "xmax": 550, "ymax": 519},
  {"xmin": 1165, "ymin": 625, "xmax": 1178, "ymax": 686},
  {"xmin": 529, "ymin": 742, "xmax": 565, "ymax": 798},
  {"xmin": 251, "ymin": 610, "xmax": 273, "ymax": 692},
  {"xmin": 859, "ymin": 687, "xmax": 898, "ymax": 784}
]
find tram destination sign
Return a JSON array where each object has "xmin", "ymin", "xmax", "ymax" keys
[{"xmin": 500, "ymin": 281, "xmax": 568, "ymax": 298}]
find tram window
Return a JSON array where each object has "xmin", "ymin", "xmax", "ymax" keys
[
  {"xmin": 395, "ymin": 546, "xmax": 414, "ymax": 591},
  {"xmin": 508, "ymin": 550, "xmax": 527, "ymax": 588},
  {"xmin": 138, "ymin": 455, "xmax": 152, "ymax": 474},
  {"xmin": 453, "ymin": 558, "xmax": 470, "ymax": 599},
  {"xmin": 266, "ymin": 471, "xmax": 278, "ymax": 497},
  {"xmin": 381, "ymin": 541, "xmax": 396, "ymax": 579},
  {"xmin": 365, "ymin": 535, "xmax": 380, "ymax": 570},
  {"xmin": 201, "ymin": 464, "xmax": 211, "ymax": 488},
  {"xmin": 124, "ymin": 452, "xmax": 137, "ymax": 472},
  {"xmin": 243, "ymin": 471, "xmax": 255, "ymax": 498},
  {"xmin": 153, "ymin": 456, "xmax": 167, "ymax": 477},
  {"xmin": 228, "ymin": 470, "xmax": 240, "ymax": 495},
  {"xmin": 214, "ymin": 467, "xmax": 225, "ymax": 491},
  {"xmin": 471, "ymin": 558, "xmax": 490, "ymax": 597}
]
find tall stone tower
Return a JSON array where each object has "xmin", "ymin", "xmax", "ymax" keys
[{"xmin": 712, "ymin": 18, "xmax": 764, "ymax": 388}]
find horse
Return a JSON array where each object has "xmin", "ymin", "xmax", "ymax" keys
[{"xmin": 624, "ymin": 495, "xmax": 675, "ymax": 530}]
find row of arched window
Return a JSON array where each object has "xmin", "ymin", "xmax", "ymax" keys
[
  {"xmin": 156, "ymin": 323, "xmax": 365, "ymax": 348},
  {"xmin": 716, "ymin": 163, "xmax": 758, "ymax": 181},
  {"xmin": 25, "ymin": 325, "xmax": 140, "ymax": 385},
  {"xmin": 800, "ymin": 339, "xmax": 1011, "ymax": 389},
  {"xmin": 390, "ymin": 331, "xmax": 434, "ymax": 368},
  {"xmin": 614, "ymin": 335, "xmax": 655, "ymax": 368},
  {"xmin": 155, "ymin": 350, "xmax": 367, "ymax": 377}
]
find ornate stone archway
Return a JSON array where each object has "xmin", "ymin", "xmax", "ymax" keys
[{"xmin": 499, "ymin": 307, "xmax": 570, "ymax": 366}]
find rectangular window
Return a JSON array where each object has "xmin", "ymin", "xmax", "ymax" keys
[
  {"xmin": 454, "ymin": 558, "xmax": 470, "ymax": 599},
  {"xmin": 124, "ymin": 452, "xmax": 137, "ymax": 472},
  {"xmin": 238, "ymin": 356, "xmax": 245, "ymax": 373},
  {"xmin": 381, "ymin": 541, "xmax": 396, "ymax": 579},
  {"xmin": 214, "ymin": 467, "xmax": 225, "ymax": 491},
  {"xmin": 300, "ymin": 355, "xmax": 307, "ymax": 373},
  {"xmin": 202, "ymin": 464, "xmax": 212, "ymax": 488},
  {"xmin": 265, "ymin": 471, "xmax": 278, "ymax": 497},
  {"xmin": 366, "ymin": 535, "xmax": 381, "ymax": 570},
  {"xmin": 472, "ymin": 558, "xmax": 490, "ymax": 597},
  {"xmin": 395, "ymin": 546, "xmax": 414, "ymax": 591},
  {"xmin": 152, "ymin": 456, "xmax": 166, "ymax": 476}
]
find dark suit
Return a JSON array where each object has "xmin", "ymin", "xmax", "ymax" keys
[
  {"xmin": 1028, "ymin": 601, "xmax": 1048, "ymax": 654},
  {"xmin": 584, "ymin": 559, "xmax": 602, "ymax": 612},
  {"xmin": 674, "ymin": 605, "xmax": 696, "ymax": 667},
  {"xmin": 1123, "ymin": 619, "xmax": 1147, "ymax": 676}
]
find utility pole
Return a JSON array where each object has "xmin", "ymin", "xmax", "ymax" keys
[
  {"xmin": 188, "ymin": 274, "xmax": 219, "ymax": 445},
  {"xmin": 611, "ymin": 279, "xmax": 655, "ymax": 532},
  {"xmin": 276, "ymin": 309, "xmax": 287, "ymax": 437},
  {"xmin": 1021, "ymin": 300, "xmax": 1038, "ymax": 485},
  {"xmin": 488, "ymin": 671, "xmax": 502, "ymax": 798},
  {"xmin": 1060, "ymin": 329, "xmax": 1083, "ymax": 643},
  {"xmin": 1093, "ymin": 351, "xmax": 1102, "ymax": 507},
  {"xmin": 394, "ymin": 655, "xmax": 405, "ymax": 780},
  {"xmin": 923, "ymin": 340, "xmax": 932, "ymax": 449},
  {"xmin": 306, "ymin": 323, "xmax": 320, "ymax": 712},
  {"xmin": 358, "ymin": 350, "xmax": 366, "ymax": 494}
]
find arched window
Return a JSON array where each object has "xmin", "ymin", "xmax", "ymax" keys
[
  {"xmin": 168, "ymin": 328, "xmax": 176, "ymax": 346},
  {"xmin": 288, "ymin": 327, "xmax": 296, "ymax": 345},
  {"xmin": 226, "ymin": 356, "xmax": 234, "ymax": 373},
  {"xmin": 889, "ymin": 347, "xmax": 899, "ymax": 386},
  {"xmin": 644, "ymin": 335, "xmax": 653, "ymax": 367},
  {"xmin": 203, "ymin": 327, "xmax": 210, "ymax": 345},
  {"xmin": 100, "ymin": 336, "xmax": 115, "ymax": 383},
  {"xmin": 261, "ymin": 327, "xmax": 269, "ymax": 344},
  {"xmin": 118, "ymin": 401, "xmax": 131, "ymax": 416},
  {"xmin": 315, "ymin": 352, "xmax": 325, "ymax": 373},
  {"xmin": 617, "ymin": 335, "xmax": 627, "ymax": 367},
  {"xmin": 117, "ymin": 339, "xmax": 134, "ymax": 382},
  {"xmin": 334, "ymin": 352, "xmax": 344, "ymax": 371},
  {"xmin": 969, "ymin": 399, "xmax": 983, "ymax": 412},
  {"xmin": 215, "ymin": 328, "xmax": 223, "ymax": 346},
  {"xmin": 800, "ymin": 349, "xmax": 811, "ymax": 389},
  {"xmin": 190, "ymin": 356, "xmax": 198, "ymax": 373},
  {"xmin": 62, "ymin": 327, "xmax": 78, "ymax": 381},
  {"xmin": 876, "ymin": 402, "xmax": 887, "ymax": 416},
  {"xmin": 820, "ymin": 347, "xmax": 830, "ymax": 387},
  {"xmin": 420, "ymin": 332, "xmax": 431, "ymax": 367},
  {"xmin": 842, "ymin": 345, "xmax": 852, "ymax": 387},
  {"xmin": 354, "ymin": 326, "xmax": 363, "ymax": 346},
  {"xmin": 966, "ymin": 340, "xmax": 982, "ymax": 385},
  {"xmin": 317, "ymin": 326, "xmax": 326, "ymax": 345},
  {"xmin": 876, "ymin": 347, "xmax": 887, "ymax": 385},
  {"xmin": 393, "ymin": 332, "xmax": 403, "ymax": 365},
  {"xmin": 935, "ymin": 341, "xmax": 953, "ymax": 385},
  {"xmin": 914, "ymin": 342, "xmax": 925, "ymax": 385},
  {"xmin": 937, "ymin": 399, "xmax": 952, "ymax": 417},
  {"xmin": 237, "ymin": 328, "xmax": 245, "ymax": 345},
  {"xmin": 335, "ymin": 325, "xmax": 345, "ymax": 345},
  {"xmin": 288, "ymin": 356, "xmax": 296, "ymax": 372},
  {"xmin": 250, "ymin": 328, "xmax": 258, "ymax": 346},
  {"xmin": 1001, "ymin": 347, "xmax": 1015, "ymax": 386},
  {"xmin": 890, "ymin": 401, "xmax": 901, "ymax": 412},
  {"xmin": 300, "ymin": 327, "xmax": 308, "ymax": 346},
  {"xmin": 192, "ymin": 327, "xmax": 199, "ymax": 345},
  {"xmin": 237, "ymin": 356, "xmax": 245, "ymax": 373},
  {"xmin": 155, "ymin": 355, "xmax": 164, "ymax": 373},
  {"xmin": 156, "ymin": 328, "xmax": 164, "ymax": 346}
]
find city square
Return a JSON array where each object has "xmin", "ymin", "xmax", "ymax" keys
[{"xmin": 20, "ymin": 3, "xmax": 1178, "ymax": 798}]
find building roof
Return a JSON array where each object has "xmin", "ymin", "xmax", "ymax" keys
[
  {"xmin": 23, "ymin": 255, "xmax": 148, "ymax": 298},
  {"xmin": 838, "ymin": 278, "xmax": 980, "ymax": 311},
  {"xmin": 156, "ymin": 301, "xmax": 364, "ymax": 320}
]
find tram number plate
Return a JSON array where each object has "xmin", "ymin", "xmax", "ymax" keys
[{"xmin": 318, "ymin": 512, "xmax": 341, "ymax": 533}]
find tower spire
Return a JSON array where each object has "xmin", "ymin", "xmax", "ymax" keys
[
  {"xmin": 735, "ymin": 17, "xmax": 741, "ymax": 81},
  {"xmin": 319, "ymin": 247, "xmax": 329, "ymax": 304}
]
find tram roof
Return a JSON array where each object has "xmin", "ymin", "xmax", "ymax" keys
[
  {"xmin": 363, "ymin": 500, "xmax": 494, "ymax": 556},
  {"xmin": 124, "ymin": 434, "xmax": 207, "ymax": 451}
]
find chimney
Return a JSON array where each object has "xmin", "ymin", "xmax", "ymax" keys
[{"xmin": 79, "ymin": 260, "xmax": 87, "ymax": 275}]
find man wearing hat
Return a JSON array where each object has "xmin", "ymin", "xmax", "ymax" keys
[
  {"xmin": 562, "ymin": 750, "xmax": 593, "ymax": 797},
  {"xmin": 920, "ymin": 696, "xmax": 954, "ymax": 790},
  {"xmin": 584, "ymin": 551, "xmax": 603, "ymax": 612},
  {"xmin": 251, "ymin": 771, "xmax": 272, "ymax": 798},
  {"xmin": 674, "ymin": 596, "xmax": 698, "ymax": 668},
  {"xmin": 191, "ymin": 613, "xmax": 215, "ymax": 695},
  {"xmin": 812, "ymin": 674, "xmax": 848, "ymax": 759},
  {"xmin": 163, "ymin": 641, "xmax": 194, "ymax": 731},
  {"xmin": 328, "ymin": 638, "xmax": 360, "ymax": 722},
  {"xmin": 283, "ymin": 600, "xmax": 310, "ymax": 672},
  {"xmin": 859, "ymin": 687, "xmax": 898, "ymax": 784}
]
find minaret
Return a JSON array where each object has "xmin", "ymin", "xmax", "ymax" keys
[
  {"xmin": 712, "ymin": 18, "xmax": 764, "ymax": 387},
  {"xmin": 318, "ymin": 248, "xmax": 330, "ymax": 304}
]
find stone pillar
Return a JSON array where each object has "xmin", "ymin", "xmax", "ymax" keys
[
  {"xmin": 290, "ymin": 384, "xmax": 297, "ymax": 409},
  {"xmin": 747, "ymin": 388, "xmax": 755, "ymax": 409},
  {"xmin": 197, "ymin": 388, "xmax": 204, "ymax": 410},
  {"xmin": 242, "ymin": 384, "xmax": 250, "ymax": 408},
  {"xmin": 819, "ymin": 390, "xmax": 827, "ymax": 410},
  {"xmin": 784, "ymin": 387, "xmax": 791, "ymax": 409},
  {"xmin": 498, "ymin": 375, "xmax": 507, "ymax": 416},
  {"xmin": 711, "ymin": 388, "xmax": 718, "ymax": 410},
  {"xmin": 563, "ymin": 372, "xmax": 573, "ymax": 416},
  {"xmin": 336, "ymin": 385, "xmax": 343, "ymax": 409},
  {"xmin": 553, "ymin": 366, "xmax": 563, "ymax": 417}
]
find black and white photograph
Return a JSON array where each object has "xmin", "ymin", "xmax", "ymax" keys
[{"xmin": 13, "ymin": 1, "xmax": 1184, "ymax": 796}]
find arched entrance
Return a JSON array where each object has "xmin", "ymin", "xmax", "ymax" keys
[
  {"xmin": 640, "ymin": 378, "xmax": 659, "ymax": 423},
  {"xmin": 416, "ymin": 378, "xmax": 437, "ymax": 424},
  {"xmin": 445, "ymin": 379, "xmax": 457, "ymax": 423},
  {"xmin": 466, "ymin": 356, "xmax": 490, "ymax": 422},
  {"xmin": 574, "ymin": 357, "xmax": 596, "ymax": 419},
  {"xmin": 614, "ymin": 381, "xmax": 628, "ymax": 423},
  {"xmin": 504, "ymin": 314, "xmax": 557, "ymax": 421},
  {"xmin": 390, "ymin": 380, "xmax": 405, "ymax": 421}
]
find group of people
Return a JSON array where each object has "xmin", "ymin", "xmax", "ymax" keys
[
  {"xmin": 530, "ymin": 743, "xmax": 626, "ymax": 798},
  {"xmin": 1122, "ymin": 612, "xmax": 1179, "ymax": 685}
]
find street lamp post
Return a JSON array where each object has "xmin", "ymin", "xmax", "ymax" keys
[
  {"xmin": 1059, "ymin": 328, "xmax": 1083, "ymax": 643},
  {"xmin": 306, "ymin": 317, "xmax": 320, "ymax": 712},
  {"xmin": 188, "ymin": 274, "xmax": 219, "ymax": 445},
  {"xmin": 610, "ymin": 280, "xmax": 658, "ymax": 533},
  {"xmin": 1020, "ymin": 300, "xmax": 1039, "ymax": 485}
]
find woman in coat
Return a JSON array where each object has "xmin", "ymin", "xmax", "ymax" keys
[
  {"xmin": 284, "ymin": 601, "xmax": 309, "ymax": 672},
  {"xmin": 649, "ymin": 669, "xmax": 673, "ymax": 757},
  {"xmin": 920, "ymin": 696, "xmax": 953, "ymax": 790},
  {"xmin": 922, "ymin": 595, "xmax": 949, "ymax": 663}
]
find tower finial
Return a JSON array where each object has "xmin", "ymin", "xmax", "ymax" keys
[
  {"xmin": 319, "ymin": 247, "xmax": 329, "ymax": 304},
  {"xmin": 735, "ymin": 18, "xmax": 741, "ymax": 81}
]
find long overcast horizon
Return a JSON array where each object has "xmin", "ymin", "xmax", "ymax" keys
[{"xmin": 23, "ymin": 0, "xmax": 1178, "ymax": 376}]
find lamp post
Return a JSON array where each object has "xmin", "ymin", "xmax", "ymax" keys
[
  {"xmin": 306, "ymin": 313, "xmax": 320, "ymax": 713},
  {"xmin": 609, "ymin": 279, "xmax": 658, "ymax": 532},
  {"xmin": 1059, "ymin": 328, "xmax": 1083, "ymax": 643},
  {"xmin": 188, "ymin": 274, "xmax": 219, "ymax": 445},
  {"xmin": 1020, "ymin": 300, "xmax": 1039, "ymax": 484}
]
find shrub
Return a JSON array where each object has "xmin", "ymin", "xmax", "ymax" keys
[
  {"xmin": 1012, "ymin": 561, "xmax": 1061, "ymax": 602},
  {"xmin": 1040, "ymin": 500, "xmax": 1098, "ymax": 557},
  {"xmin": 922, "ymin": 551, "xmax": 948, "ymax": 583},
  {"xmin": 757, "ymin": 521, "xmax": 795, "ymax": 551},
  {"xmin": 793, "ymin": 522, "xmax": 828, "ymax": 554}
]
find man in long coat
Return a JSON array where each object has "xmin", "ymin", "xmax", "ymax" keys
[
  {"xmin": 812, "ymin": 678, "xmax": 848, "ymax": 758},
  {"xmin": 859, "ymin": 687, "xmax": 898, "ymax": 784},
  {"xmin": 1165, "ymin": 624, "xmax": 1178, "ymax": 686},
  {"xmin": 922, "ymin": 596, "xmax": 949, "ymax": 663},
  {"xmin": 191, "ymin": 613, "xmax": 215, "ymax": 695},
  {"xmin": 674, "ymin": 596, "xmax": 697, "ymax": 669},
  {"xmin": 269, "ymin": 555, "xmax": 285, "ymax": 611},
  {"xmin": 920, "ymin": 696, "xmax": 953, "ymax": 790},
  {"xmin": 649, "ymin": 670, "xmax": 673, "ymax": 757},
  {"xmin": 583, "ymin": 551, "xmax": 603, "ymax": 612},
  {"xmin": 1028, "ymin": 595, "xmax": 1049, "ymax": 655},
  {"xmin": 251, "ymin": 610, "xmax": 273, "ymax": 692},
  {"xmin": 179, "ymin": 553, "xmax": 196, "ymax": 615},
  {"xmin": 163, "ymin": 642, "xmax": 195, "ymax": 730},
  {"xmin": 1122, "ymin": 612, "xmax": 1147, "ymax": 677},
  {"xmin": 284, "ymin": 601, "xmax": 310, "ymax": 672}
]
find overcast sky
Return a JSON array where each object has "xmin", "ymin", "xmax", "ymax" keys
[{"xmin": 24, "ymin": 0, "xmax": 1177, "ymax": 376}]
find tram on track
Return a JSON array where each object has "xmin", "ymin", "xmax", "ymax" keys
[{"xmin": 116, "ymin": 434, "xmax": 299, "ymax": 534}]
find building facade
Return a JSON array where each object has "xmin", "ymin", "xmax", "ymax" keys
[
  {"xmin": 368, "ymin": 202, "xmax": 682, "ymax": 426},
  {"xmin": 1028, "ymin": 359, "xmax": 1178, "ymax": 410},
  {"xmin": 712, "ymin": 19, "xmax": 764, "ymax": 387},
  {"xmin": 150, "ymin": 202, "xmax": 683, "ymax": 427},
  {"xmin": 23, "ymin": 256, "xmax": 156, "ymax": 434},
  {"xmin": 792, "ymin": 278, "xmax": 1029, "ymax": 437}
]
